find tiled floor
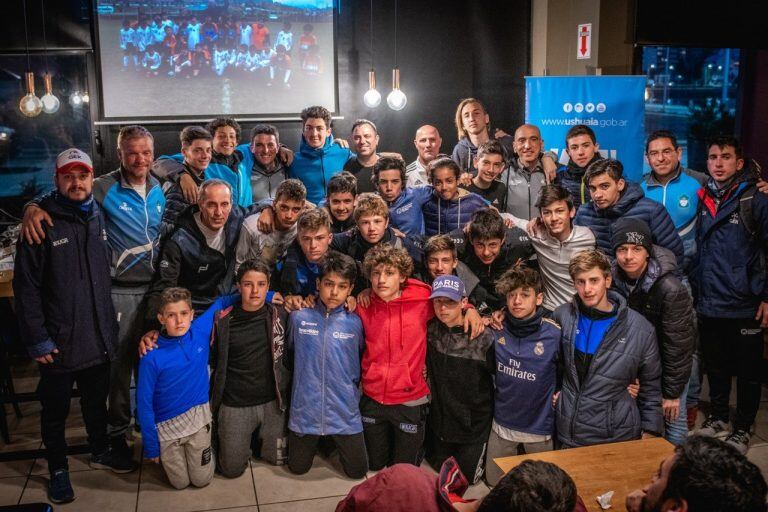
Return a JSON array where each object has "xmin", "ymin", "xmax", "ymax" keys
[{"xmin": 1, "ymin": 361, "xmax": 766, "ymax": 511}]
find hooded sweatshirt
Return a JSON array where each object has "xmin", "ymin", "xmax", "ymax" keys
[
  {"xmin": 288, "ymin": 135, "xmax": 354, "ymax": 204},
  {"xmin": 422, "ymin": 188, "xmax": 488, "ymax": 236},
  {"xmin": 356, "ymin": 278, "xmax": 434, "ymax": 405}
]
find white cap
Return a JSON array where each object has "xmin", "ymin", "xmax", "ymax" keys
[{"xmin": 55, "ymin": 148, "xmax": 93, "ymax": 175}]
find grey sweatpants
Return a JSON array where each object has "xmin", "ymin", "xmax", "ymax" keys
[
  {"xmin": 108, "ymin": 284, "xmax": 148, "ymax": 438},
  {"xmin": 160, "ymin": 423, "xmax": 214, "ymax": 489},
  {"xmin": 484, "ymin": 429, "xmax": 553, "ymax": 486},
  {"xmin": 216, "ymin": 401, "xmax": 288, "ymax": 478}
]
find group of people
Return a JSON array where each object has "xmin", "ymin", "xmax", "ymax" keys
[
  {"xmin": 12, "ymin": 99, "xmax": 768, "ymax": 509},
  {"xmin": 119, "ymin": 14, "xmax": 321, "ymax": 83}
]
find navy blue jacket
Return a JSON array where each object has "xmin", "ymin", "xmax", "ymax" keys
[
  {"xmin": 146, "ymin": 205, "xmax": 244, "ymax": 320},
  {"xmin": 554, "ymin": 154, "xmax": 603, "ymax": 209},
  {"xmin": 574, "ymin": 182, "xmax": 684, "ymax": 264},
  {"xmin": 287, "ymin": 301, "xmax": 365, "ymax": 436},
  {"xmin": 490, "ymin": 314, "xmax": 562, "ymax": 437},
  {"xmin": 554, "ymin": 292, "xmax": 663, "ymax": 447},
  {"xmin": 13, "ymin": 195, "xmax": 118, "ymax": 372},
  {"xmin": 692, "ymin": 175, "xmax": 768, "ymax": 318},
  {"xmin": 422, "ymin": 188, "xmax": 488, "ymax": 236},
  {"xmin": 273, "ymin": 240, "xmax": 321, "ymax": 297}
]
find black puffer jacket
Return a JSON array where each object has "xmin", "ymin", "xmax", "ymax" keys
[
  {"xmin": 554, "ymin": 291, "xmax": 663, "ymax": 447},
  {"xmin": 611, "ymin": 245, "xmax": 695, "ymax": 400}
]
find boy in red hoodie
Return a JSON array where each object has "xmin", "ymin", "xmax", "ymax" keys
[{"xmin": 356, "ymin": 245, "xmax": 484, "ymax": 470}]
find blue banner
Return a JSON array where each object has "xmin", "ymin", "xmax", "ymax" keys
[{"xmin": 525, "ymin": 76, "xmax": 646, "ymax": 182}]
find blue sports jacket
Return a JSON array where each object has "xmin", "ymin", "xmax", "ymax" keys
[
  {"xmin": 158, "ymin": 152, "xmax": 252, "ymax": 207},
  {"xmin": 641, "ymin": 166, "xmax": 706, "ymax": 271},
  {"xmin": 387, "ymin": 186, "xmax": 433, "ymax": 236},
  {"xmin": 288, "ymin": 136, "xmax": 353, "ymax": 205},
  {"xmin": 287, "ymin": 301, "xmax": 365, "ymax": 436},
  {"xmin": 692, "ymin": 175, "xmax": 768, "ymax": 318},
  {"xmin": 137, "ymin": 293, "xmax": 239, "ymax": 458}
]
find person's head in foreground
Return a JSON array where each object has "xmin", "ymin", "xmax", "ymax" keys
[
  {"xmin": 54, "ymin": 148, "xmax": 94, "ymax": 201},
  {"xmin": 430, "ymin": 274, "xmax": 467, "ymax": 327},
  {"xmin": 354, "ymin": 193, "xmax": 390, "ymax": 244},
  {"xmin": 496, "ymin": 264, "xmax": 544, "ymax": 320},
  {"xmin": 326, "ymin": 171, "xmax": 358, "ymax": 223},
  {"xmin": 157, "ymin": 287, "xmax": 194, "ymax": 337},
  {"xmin": 626, "ymin": 435, "xmax": 767, "ymax": 512},
  {"xmin": 423, "ymin": 234, "xmax": 459, "ymax": 281},
  {"xmin": 569, "ymin": 250, "xmax": 612, "ymax": 311},
  {"xmin": 468, "ymin": 208, "xmax": 506, "ymax": 266},
  {"xmin": 296, "ymin": 208, "xmax": 333, "ymax": 264},
  {"xmin": 363, "ymin": 244, "xmax": 413, "ymax": 302},
  {"xmin": 706, "ymin": 134, "xmax": 745, "ymax": 186},
  {"xmin": 197, "ymin": 179, "xmax": 233, "ymax": 231},
  {"xmin": 317, "ymin": 250, "xmax": 357, "ymax": 310},
  {"xmin": 272, "ymin": 179, "xmax": 307, "ymax": 231}
]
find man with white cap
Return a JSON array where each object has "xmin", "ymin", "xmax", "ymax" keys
[
  {"xmin": 13, "ymin": 149, "xmax": 137, "ymax": 505},
  {"xmin": 425, "ymin": 274, "xmax": 495, "ymax": 484}
]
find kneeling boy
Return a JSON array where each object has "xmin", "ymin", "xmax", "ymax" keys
[
  {"xmin": 137, "ymin": 288, "xmax": 238, "ymax": 489},
  {"xmin": 287, "ymin": 251, "xmax": 368, "ymax": 478}
]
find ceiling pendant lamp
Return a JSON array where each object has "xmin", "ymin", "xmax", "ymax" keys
[
  {"xmin": 19, "ymin": 0, "xmax": 42, "ymax": 117},
  {"xmin": 362, "ymin": 0, "xmax": 381, "ymax": 108},
  {"xmin": 386, "ymin": 0, "xmax": 406, "ymax": 111},
  {"xmin": 39, "ymin": 0, "xmax": 60, "ymax": 114}
]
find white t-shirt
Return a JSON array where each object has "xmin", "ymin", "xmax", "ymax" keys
[{"xmin": 194, "ymin": 212, "xmax": 226, "ymax": 255}]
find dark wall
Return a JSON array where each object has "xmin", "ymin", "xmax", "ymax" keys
[{"xmin": 4, "ymin": 0, "xmax": 530, "ymax": 171}]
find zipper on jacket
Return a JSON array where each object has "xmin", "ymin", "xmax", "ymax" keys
[{"xmin": 320, "ymin": 308, "xmax": 330, "ymax": 435}]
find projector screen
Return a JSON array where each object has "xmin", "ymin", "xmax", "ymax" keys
[{"xmin": 95, "ymin": 0, "xmax": 337, "ymax": 120}]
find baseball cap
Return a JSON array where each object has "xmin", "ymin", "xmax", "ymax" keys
[
  {"xmin": 429, "ymin": 274, "xmax": 466, "ymax": 302},
  {"xmin": 55, "ymin": 148, "xmax": 93, "ymax": 175}
]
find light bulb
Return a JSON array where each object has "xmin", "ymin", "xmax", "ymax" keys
[
  {"xmin": 19, "ymin": 72, "xmax": 42, "ymax": 117},
  {"xmin": 386, "ymin": 67, "xmax": 407, "ymax": 111},
  {"xmin": 81, "ymin": 92, "xmax": 90, "ymax": 103},
  {"xmin": 69, "ymin": 91, "xmax": 83, "ymax": 107},
  {"xmin": 41, "ymin": 74, "xmax": 60, "ymax": 114},
  {"xmin": 363, "ymin": 69, "xmax": 381, "ymax": 108},
  {"xmin": 363, "ymin": 88, "xmax": 381, "ymax": 108},
  {"xmin": 387, "ymin": 89, "xmax": 407, "ymax": 111}
]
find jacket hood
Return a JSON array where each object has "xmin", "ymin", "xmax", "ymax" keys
[
  {"xmin": 612, "ymin": 244, "xmax": 678, "ymax": 295},
  {"xmin": 434, "ymin": 186, "xmax": 472, "ymax": 204},
  {"xmin": 299, "ymin": 133, "xmax": 336, "ymax": 158},
  {"xmin": 456, "ymin": 137, "xmax": 476, "ymax": 151}
]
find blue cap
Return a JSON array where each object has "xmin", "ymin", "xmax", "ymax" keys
[{"xmin": 429, "ymin": 274, "xmax": 466, "ymax": 302}]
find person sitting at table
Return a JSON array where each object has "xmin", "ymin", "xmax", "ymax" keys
[
  {"xmin": 335, "ymin": 457, "xmax": 587, "ymax": 511},
  {"xmin": 553, "ymin": 249, "xmax": 663, "ymax": 448},
  {"xmin": 625, "ymin": 435, "xmax": 767, "ymax": 512}
]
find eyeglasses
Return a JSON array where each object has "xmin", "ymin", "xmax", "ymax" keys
[{"xmin": 647, "ymin": 148, "xmax": 676, "ymax": 159}]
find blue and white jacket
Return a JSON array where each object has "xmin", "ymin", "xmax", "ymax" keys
[
  {"xmin": 156, "ymin": 151, "xmax": 252, "ymax": 207},
  {"xmin": 287, "ymin": 301, "xmax": 365, "ymax": 436},
  {"xmin": 137, "ymin": 294, "xmax": 239, "ymax": 458},
  {"xmin": 642, "ymin": 166, "xmax": 706, "ymax": 271},
  {"xmin": 386, "ymin": 186, "xmax": 433, "ymax": 236}
]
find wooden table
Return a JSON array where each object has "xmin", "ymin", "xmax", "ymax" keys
[{"xmin": 494, "ymin": 438, "xmax": 675, "ymax": 512}]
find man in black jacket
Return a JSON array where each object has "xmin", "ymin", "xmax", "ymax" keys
[
  {"xmin": 146, "ymin": 179, "xmax": 243, "ymax": 322},
  {"xmin": 611, "ymin": 218, "xmax": 695, "ymax": 446},
  {"xmin": 13, "ymin": 149, "xmax": 136, "ymax": 504}
]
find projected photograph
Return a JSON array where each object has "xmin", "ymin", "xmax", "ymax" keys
[{"xmin": 96, "ymin": 0, "xmax": 336, "ymax": 119}]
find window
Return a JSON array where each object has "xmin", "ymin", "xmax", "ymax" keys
[
  {"xmin": 0, "ymin": 53, "xmax": 93, "ymax": 218},
  {"xmin": 642, "ymin": 46, "xmax": 741, "ymax": 173}
]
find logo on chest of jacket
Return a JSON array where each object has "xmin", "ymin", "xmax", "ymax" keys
[
  {"xmin": 301, "ymin": 321, "xmax": 317, "ymax": 327},
  {"xmin": 198, "ymin": 264, "xmax": 209, "ymax": 273},
  {"xmin": 534, "ymin": 341, "xmax": 545, "ymax": 356},
  {"xmin": 496, "ymin": 336, "xmax": 506, "ymax": 345},
  {"xmin": 52, "ymin": 238, "xmax": 69, "ymax": 247},
  {"xmin": 333, "ymin": 331, "xmax": 355, "ymax": 340},
  {"xmin": 395, "ymin": 202, "xmax": 413, "ymax": 215},
  {"xmin": 160, "ymin": 260, "xmax": 169, "ymax": 268},
  {"xmin": 618, "ymin": 337, "xmax": 626, "ymax": 344},
  {"xmin": 399, "ymin": 422, "xmax": 418, "ymax": 434},
  {"xmin": 119, "ymin": 202, "xmax": 132, "ymax": 212},
  {"xmin": 298, "ymin": 327, "xmax": 319, "ymax": 336},
  {"xmin": 729, "ymin": 212, "xmax": 740, "ymax": 225},
  {"xmin": 678, "ymin": 195, "xmax": 690, "ymax": 208}
]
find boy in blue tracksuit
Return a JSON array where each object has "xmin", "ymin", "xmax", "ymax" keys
[
  {"xmin": 286, "ymin": 251, "xmax": 368, "ymax": 479},
  {"xmin": 137, "ymin": 288, "xmax": 239, "ymax": 489},
  {"xmin": 485, "ymin": 265, "xmax": 561, "ymax": 486},
  {"xmin": 374, "ymin": 155, "xmax": 432, "ymax": 236}
]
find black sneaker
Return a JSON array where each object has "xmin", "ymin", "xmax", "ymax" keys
[
  {"xmin": 110, "ymin": 435, "xmax": 132, "ymax": 459},
  {"xmin": 90, "ymin": 447, "xmax": 138, "ymax": 473},
  {"xmin": 725, "ymin": 429, "xmax": 752, "ymax": 455},
  {"xmin": 49, "ymin": 469, "xmax": 75, "ymax": 504}
]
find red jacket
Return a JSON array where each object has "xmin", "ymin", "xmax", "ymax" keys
[{"xmin": 356, "ymin": 278, "xmax": 433, "ymax": 405}]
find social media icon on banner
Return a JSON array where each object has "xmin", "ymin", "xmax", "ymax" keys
[
  {"xmin": 585, "ymin": 103, "xmax": 595, "ymax": 112},
  {"xmin": 596, "ymin": 102, "xmax": 606, "ymax": 113},
  {"xmin": 574, "ymin": 103, "xmax": 584, "ymax": 113},
  {"xmin": 563, "ymin": 102, "xmax": 573, "ymax": 113}
]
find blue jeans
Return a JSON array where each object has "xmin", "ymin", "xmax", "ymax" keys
[
  {"xmin": 664, "ymin": 381, "xmax": 690, "ymax": 446},
  {"xmin": 686, "ymin": 352, "xmax": 702, "ymax": 408}
]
